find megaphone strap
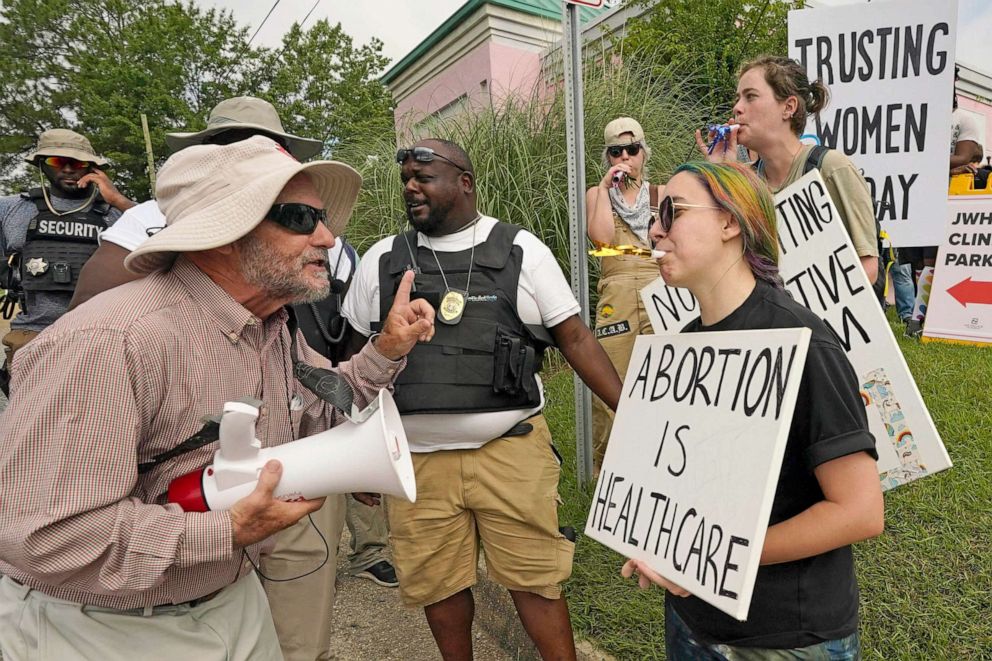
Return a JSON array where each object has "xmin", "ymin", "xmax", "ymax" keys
[
  {"xmin": 285, "ymin": 305, "xmax": 356, "ymax": 415},
  {"xmin": 138, "ymin": 420, "xmax": 220, "ymax": 475},
  {"xmin": 137, "ymin": 397, "xmax": 263, "ymax": 475}
]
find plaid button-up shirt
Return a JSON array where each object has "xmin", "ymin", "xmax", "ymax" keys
[{"xmin": 0, "ymin": 257, "xmax": 403, "ymax": 609}]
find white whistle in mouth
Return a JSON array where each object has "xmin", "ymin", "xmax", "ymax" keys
[{"xmin": 651, "ymin": 250, "xmax": 667, "ymax": 259}]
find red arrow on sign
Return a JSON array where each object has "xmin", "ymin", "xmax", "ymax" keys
[{"xmin": 947, "ymin": 277, "xmax": 992, "ymax": 307}]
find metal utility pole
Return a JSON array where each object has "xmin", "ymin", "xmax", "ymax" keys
[{"xmin": 562, "ymin": 0, "xmax": 595, "ymax": 486}]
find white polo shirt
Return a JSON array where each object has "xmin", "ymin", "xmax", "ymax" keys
[{"xmin": 341, "ymin": 215, "xmax": 580, "ymax": 452}]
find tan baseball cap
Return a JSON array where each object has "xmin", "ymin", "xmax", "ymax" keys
[
  {"xmin": 165, "ymin": 96, "xmax": 323, "ymax": 161},
  {"xmin": 25, "ymin": 128, "xmax": 108, "ymax": 166},
  {"xmin": 604, "ymin": 117, "xmax": 645, "ymax": 146},
  {"xmin": 125, "ymin": 135, "xmax": 361, "ymax": 274}
]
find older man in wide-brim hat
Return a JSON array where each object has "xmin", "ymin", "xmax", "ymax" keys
[
  {"xmin": 0, "ymin": 128, "xmax": 134, "ymax": 391},
  {"xmin": 67, "ymin": 97, "xmax": 404, "ymax": 661},
  {"xmin": 0, "ymin": 136, "xmax": 434, "ymax": 660}
]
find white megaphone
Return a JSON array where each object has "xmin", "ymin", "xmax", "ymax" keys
[{"xmin": 169, "ymin": 389, "xmax": 415, "ymax": 511}]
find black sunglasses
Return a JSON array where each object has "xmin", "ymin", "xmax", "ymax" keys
[
  {"xmin": 396, "ymin": 146, "xmax": 469, "ymax": 173},
  {"xmin": 267, "ymin": 203, "xmax": 329, "ymax": 234},
  {"xmin": 607, "ymin": 143, "xmax": 642, "ymax": 159},
  {"xmin": 650, "ymin": 196, "xmax": 722, "ymax": 234}
]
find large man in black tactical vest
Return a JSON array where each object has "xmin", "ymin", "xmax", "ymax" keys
[
  {"xmin": 0, "ymin": 129, "xmax": 134, "ymax": 387},
  {"xmin": 342, "ymin": 138, "xmax": 622, "ymax": 661}
]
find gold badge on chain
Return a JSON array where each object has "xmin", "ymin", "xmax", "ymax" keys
[{"xmin": 439, "ymin": 289, "xmax": 467, "ymax": 325}]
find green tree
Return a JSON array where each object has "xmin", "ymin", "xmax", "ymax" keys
[
  {"xmin": 0, "ymin": 2, "xmax": 394, "ymax": 198},
  {"xmin": 0, "ymin": 0, "xmax": 258, "ymax": 197},
  {"xmin": 252, "ymin": 19, "xmax": 394, "ymax": 158},
  {"xmin": 621, "ymin": 0, "xmax": 804, "ymax": 122}
]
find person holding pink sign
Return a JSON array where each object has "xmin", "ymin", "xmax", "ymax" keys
[{"xmin": 621, "ymin": 162, "xmax": 883, "ymax": 659}]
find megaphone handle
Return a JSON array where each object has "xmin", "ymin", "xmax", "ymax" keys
[{"xmin": 218, "ymin": 404, "xmax": 261, "ymax": 462}]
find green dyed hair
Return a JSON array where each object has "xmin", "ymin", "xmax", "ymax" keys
[{"xmin": 672, "ymin": 161, "xmax": 783, "ymax": 289}]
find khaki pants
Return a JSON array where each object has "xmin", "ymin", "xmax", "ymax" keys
[
  {"xmin": 0, "ymin": 573, "xmax": 281, "ymax": 661},
  {"xmin": 592, "ymin": 274, "xmax": 655, "ymax": 472},
  {"xmin": 345, "ymin": 494, "xmax": 390, "ymax": 573},
  {"xmin": 261, "ymin": 493, "xmax": 345, "ymax": 661}
]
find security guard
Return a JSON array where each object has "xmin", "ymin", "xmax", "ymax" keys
[
  {"xmin": 0, "ymin": 129, "xmax": 133, "ymax": 389},
  {"xmin": 342, "ymin": 138, "xmax": 622, "ymax": 661}
]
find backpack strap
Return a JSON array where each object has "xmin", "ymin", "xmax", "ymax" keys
[{"xmin": 803, "ymin": 145, "xmax": 830, "ymax": 174}]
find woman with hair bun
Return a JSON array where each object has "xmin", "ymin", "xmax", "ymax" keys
[
  {"xmin": 622, "ymin": 162, "xmax": 884, "ymax": 660},
  {"xmin": 698, "ymin": 55, "xmax": 879, "ymax": 285}
]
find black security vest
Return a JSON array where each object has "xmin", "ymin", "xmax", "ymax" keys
[
  {"xmin": 374, "ymin": 222, "xmax": 552, "ymax": 415},
  {"xmin": 20, "ymin": 188, "xmax": 109, "ymax": 293}
]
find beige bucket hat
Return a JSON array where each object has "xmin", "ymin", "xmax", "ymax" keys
[
  {"xmin": 165, "ymin": 96, "xmax": 323, "ymax": 161},
  {"xmin": 604, "ymin": 117, "xmax": 645, "ymax": 146},
  {"xmin": 125, "ymin": 135, "xmax": 361, "ymax": 274},
  {"xmin": 25, "ymin": 128, "xmax": 109, "ymax": 166}
]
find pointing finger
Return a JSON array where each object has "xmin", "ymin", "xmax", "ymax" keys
[{"xmin": 392, "ymin": 270, "xmax": 415, "ymax": 308}]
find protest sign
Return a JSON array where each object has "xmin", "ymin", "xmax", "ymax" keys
[
  {"xmin": 788, "ymin": 0, "xmax": 957, "ymax": 247},
  {"xmin": 923, "ymin": 196, "xmax": 992, "ymax": 346},
  {"xmin": 640, "ymin": 170, "xmax": 951, "ymax": 489},
  {"xmin": 640, "ymin": 278, "xmax": 697, "ymax": 334},
  {"xmin": 585, "ymin": 328, "xmax": 811, "ymax": 620},
  {"xmin": 774, "ymin": 170, "xmax": 950, "ymax": 487}
]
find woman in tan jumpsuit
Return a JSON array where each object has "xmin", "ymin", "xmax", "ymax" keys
[{"xmin": 586, "ymin": 117, "xmax": 664, "ymax": 472}]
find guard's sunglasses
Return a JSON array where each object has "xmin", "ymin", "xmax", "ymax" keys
[
  {"xmin": 396, "ymin": 146, "xmax": 469, "ymax": 173},
  {"xmin": 650, "ymin": 196, "xmax": 722, "ymax": 234},
  {"xmin": 267, "ymin": 203, "xmax": 329, "ymax": 234},
  {"xmin": 42, "ymin": 156, "xmax": 92, "ymax": 171},
  {"xmin": 607, "ymin": 143, "xmax": 642, "ymax": 159}
]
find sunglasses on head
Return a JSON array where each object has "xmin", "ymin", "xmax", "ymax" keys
[
  {"xmin": 395, "ymin": 146, "xmax": 469, "ymax": 173},
  {"xmin": 42, "ymin": 156, "xmax": 92, "ymax": 171},
  {"xmin": 650, "ymin": 196, "xmax": 723, "ymax": 234},
  {"xmin": 267, "ymin": 203, "xmax": 329, "ymax": 235},
  {"xmin": 607, "ymin": 143, "xmax": 642, "ymax": 159}
]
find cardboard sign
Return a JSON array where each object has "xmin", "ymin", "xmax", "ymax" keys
[
  {"xmin": 640, "ymin": 171, "xmax": 951, "ymax": 489},
  {"xmin": 923, "ymin": 196, "xmax": 992, "ymax": 346},
  {"xmin": 787, "ymin": 0, "xmax": 958, "ymax": 247},
  {"xmin": 586, "ymin": 328, "xmax": 811, "ymax": 621},
  {"xmin": 640, "ymin": 280, "xmax": 698, "ymax": 334}
]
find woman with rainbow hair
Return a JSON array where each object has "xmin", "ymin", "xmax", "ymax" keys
[{"xmin": 622, "ymin": 162, "xmax": 884, "ymax": 660}]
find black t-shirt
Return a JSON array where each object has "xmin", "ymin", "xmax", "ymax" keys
[{"xmin": 670, "ymin": 281, "xmax": 877, "ymax": 649}]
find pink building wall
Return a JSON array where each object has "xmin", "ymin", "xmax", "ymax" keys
[
  {"xmin": 487, "ymin": 42, "xmax": 543, "ymax": 105},
  {"xmin": 393, "ymin": 42, "xmax": 545, "ymax": 130},
  {"xmin": 394, "ymin": 43, "xmax": 493, "ymax": 127}
]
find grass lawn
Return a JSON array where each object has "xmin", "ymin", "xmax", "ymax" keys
[{"xmin": 543, "ymin": 312, "xmax": 992, "ymax": 660}]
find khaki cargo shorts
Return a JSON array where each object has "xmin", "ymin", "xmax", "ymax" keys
[{"xmin": 386, "ymin": 414, "xmax": 575, "ymax": 608}]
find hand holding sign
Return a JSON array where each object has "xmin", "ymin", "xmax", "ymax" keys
[{"xmin": 621, "ymin": 558, "xmax": 690, "ymax": 596}]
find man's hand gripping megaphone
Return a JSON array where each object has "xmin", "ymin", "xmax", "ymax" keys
[{"xmin": 228, "ymin": 270, "xmax": 433, "ymax": 548}]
